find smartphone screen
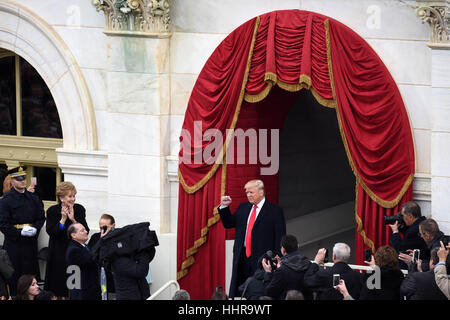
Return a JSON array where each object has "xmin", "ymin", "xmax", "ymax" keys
[
  {"xmin": 332, "ymin": 274, "xmax": 340, "ymax": 288},
  {"xmin": 413, "ymin": 249, "xmax": 420, "ymax": 262},
  {"xmin": 31, "ymin": 177, "xmax": 37, "ymax": 187}
]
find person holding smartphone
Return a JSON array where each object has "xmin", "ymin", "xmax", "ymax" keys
[
  {"xmin": 400, "ymin": 247, "xmax": 448, "ymax": 300},
  {"xmin": 360, "ymin": 246, "xmax": 405, "ymax": 300},
  {"xmin": 304, "ymin": 243, "xmax": 362, "ymax": 300},
  {"xmin": 44, "ymin": 181, "xmax": 89, "ymax": 299}
]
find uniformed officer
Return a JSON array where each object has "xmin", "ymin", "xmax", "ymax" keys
[{"xmin": 0, "ymin": 166, "xmax": 45, "ymax": 296}]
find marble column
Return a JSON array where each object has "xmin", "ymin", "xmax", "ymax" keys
[
  {"xmin": 92, "ymin": 0, "xmax": 176, "ymax": 298},
  {"xmin": 417, "ymin": 0, "xmax": 450, "ymax": 233}
]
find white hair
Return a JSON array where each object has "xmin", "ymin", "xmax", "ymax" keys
[{"xmin": 333, "ymin": 243, "xmax": 351, "ymax": 262}]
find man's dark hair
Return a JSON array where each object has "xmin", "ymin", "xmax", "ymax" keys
[
  {"xmin": 401, "ymin": 201, "xmax": 421, "ymax": 218},
  {"xmin": 67, "ymin": 223, "xmax": 78, "ymax": 239},
  {"xmin": 100, "ymin": 213, "xmax": 115, "ymax": 225},
  {"xmin": 419, "ymin": 218, "xmax": 440, "ymax": 237},
  {"xmin": 430, "ymin": 247, "xmax": 440, "ymax": 266},
  {"xmin": 281, "ymin": 234, "xmax": 298, "ymax": 254},
  {"xmin": 431, "ymin": 247, "xmax": 450, "ymax": 272}
]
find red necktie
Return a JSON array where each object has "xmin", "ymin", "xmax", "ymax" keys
[{"xmin": 245, "ymin": 205, "xmax": 258, "ymax": 258}]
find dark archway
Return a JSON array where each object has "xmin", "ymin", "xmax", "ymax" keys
[{"xmin": 279, "ymin": 90, "xmax": 355, "ymax": 261}]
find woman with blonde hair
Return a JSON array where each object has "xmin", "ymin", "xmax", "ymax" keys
[{"xmin": 44, "ymin": 181, "xmax": 90, "ymax": 298}]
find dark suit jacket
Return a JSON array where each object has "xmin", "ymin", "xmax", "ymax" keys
[
  {"xmin": 360, "ymin": 267, "xmax": 405, "ymax": 300},
  {"xmin": 218, "ymin": 199, "xmax": 286, "ymax": 298},
  {"xmin": 65, "ymin": 240, "xmax": 101, "ymax": 300},
  {"xmin": 401, "ymin": 269, "xmax": 448, "ymax": 300},
  {"xmin": 304, "ymin": 261, "xmax": 363, "ymax": 300}
]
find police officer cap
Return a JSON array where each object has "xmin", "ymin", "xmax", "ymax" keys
[{"xmin": 8, "ymin": 166, "xmax": 27, "ymax": 180}]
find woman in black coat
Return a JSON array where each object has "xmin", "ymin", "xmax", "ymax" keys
[
  {"xmin": 44, "ymin": 182, "xmax": 89, "ymax": 298},
  {"xmin": 360, "ymin": 245, "xmax": 405, "ymax": 300}
]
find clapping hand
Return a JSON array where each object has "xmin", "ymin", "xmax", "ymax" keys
[{"xmin": 62, "ymin": 202, "xmax": 75, "ymax": 223}]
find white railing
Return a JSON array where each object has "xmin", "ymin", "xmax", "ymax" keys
[
  {"xmin": 321, "ymin": 262, "xmax": 408, "ymax": 275},
  {"xmin": 147, "ymin": 280, "xmax": 180, "ymax": 300}
]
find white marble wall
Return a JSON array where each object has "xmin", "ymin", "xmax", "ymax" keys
[
  {"xmin": 2, "ymin": 0, "xmax": 448, "ymax": 297},
  {"xmin": 430, "ymin": 48, "xmax": 450, "ymax": 234}
]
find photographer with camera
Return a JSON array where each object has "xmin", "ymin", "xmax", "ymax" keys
[
  {"xmin": 387, "ymin": 202, "xmax": 427, "ymax": 269},
  {"xmin": 261, "ymin": 234, "xmax": 312, "ymax": 300},
  {"xmin": 304, "ymin": 243, "xmax": 362, "ymax": 300}
]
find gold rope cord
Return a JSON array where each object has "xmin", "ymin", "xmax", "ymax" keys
[{"xmin": 177, "ymin": 17, "xmax": 261, "ymax": 280}]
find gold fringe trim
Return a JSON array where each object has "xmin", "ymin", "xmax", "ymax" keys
[
  {"xmin": 178, "ymin": 164, "xmax": 220, "ymax": 195},
  {"xmin": 243, "ymin": 72, "xmax": 336, "ymax": 109},
  {"xmin": 311, "ymin": 87, "xmax": 336, "ymax": 108},
  {"xmin": 354, "ymin": 182, "xmax": 376, "ymax": 253},
  {"xmin": 177, "ymin": 17, "xmax": 260, "ymax": 280},
  {"xmin": 244, "ymin": 82, "xmax": 273, "ymax": 103},
  {"xmin": 324, "ymin": 19, "xmax": 413, "ymax": 209},
  {"xmin": 264, "ymin": 71, "xmax": 278, "ymax": 83},
  {"xmin": 299, "ymin": 73, "xmax": 312, "ymax": 90}
]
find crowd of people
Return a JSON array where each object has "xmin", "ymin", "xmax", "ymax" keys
[
  {"xmin": 213, "ymin": 179, "xmax": 450, "ymax": 301},
  {"xmin": 1, "ymin": 169, "xmax": 450, "ymax": 301},
  {"xmin": 0, "ymin": 166, "xmax": 156, "ymax": 300}
]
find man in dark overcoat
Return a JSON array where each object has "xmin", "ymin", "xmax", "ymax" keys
[
  {"xmin": 218, "ymin": 179, "xmax": 286, "ymax": 298},
  {"xmin": 0, "ymin": 166, "xmax": 45, "ymax": 296},
  {"xmin": 66, "ymin": 223, "xmax": 101, "ymax": 300}
]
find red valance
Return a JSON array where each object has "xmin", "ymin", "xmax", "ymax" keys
[{"xmin": 177, "ymin": 10, "xmax": 415, "ymax": 299}]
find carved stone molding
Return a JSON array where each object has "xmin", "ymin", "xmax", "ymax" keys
[
  {"xmin": 92, "ymin": 0, "xmax": 171, "ymax": 38},
  {"xmin": 416, "ymin": 0, "xmax": 450, "ymax": 48}
]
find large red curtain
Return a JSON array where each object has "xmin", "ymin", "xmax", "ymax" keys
[{"xmin": 177, "ymin": 10, "xmax": 414, "ymax": 299}]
